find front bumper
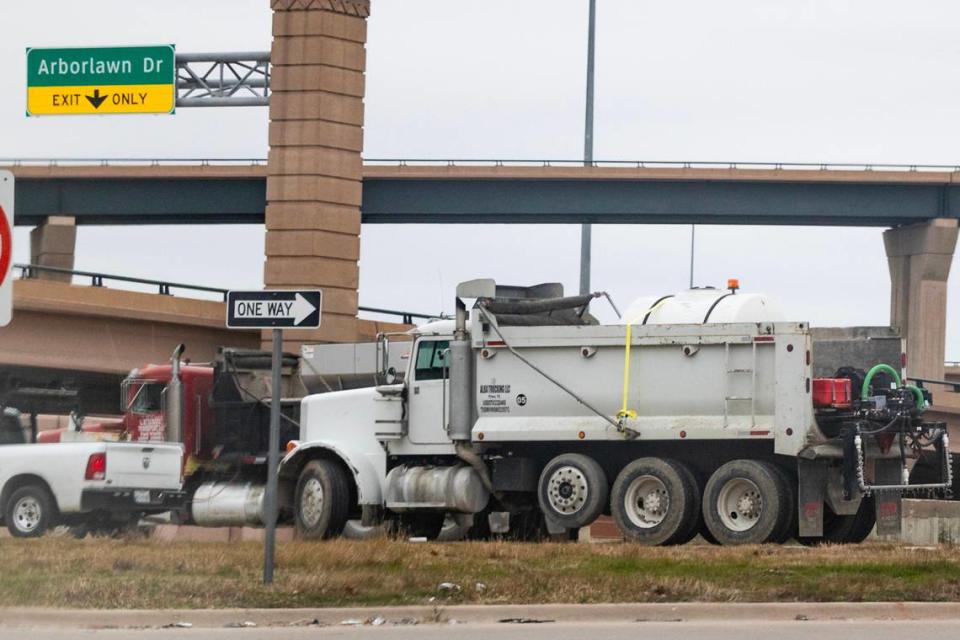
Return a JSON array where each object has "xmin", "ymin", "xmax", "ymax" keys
[{"xmin": 81, "ymin": 488, "xmax": 187, "ymax": 514}]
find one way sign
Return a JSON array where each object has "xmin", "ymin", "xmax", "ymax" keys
[{"xmin": 226, "ymin": 290, "xmax": 322, "ymax": 329}]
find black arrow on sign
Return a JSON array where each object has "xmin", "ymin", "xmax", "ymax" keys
[{"xmin": 85, "ymin": 89, "xmax": 108, "ymax": 109}]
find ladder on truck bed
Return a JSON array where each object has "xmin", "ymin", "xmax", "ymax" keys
[{"xmin": 723, "ymin": 341, "xmax": 757, "ymax": 428}]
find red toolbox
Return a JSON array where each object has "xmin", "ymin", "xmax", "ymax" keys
[{"xmin": 812, "ymin": 378, "xmax": 853, "ymax": 408}]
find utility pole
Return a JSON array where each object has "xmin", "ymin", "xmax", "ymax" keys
[
  {"xmin": 689, "ymin": 225, "xmax": 696, "ymax": 289},
  {"xmin": 579, "ymin": 0, "xmax": 597, "ymax": 296}
]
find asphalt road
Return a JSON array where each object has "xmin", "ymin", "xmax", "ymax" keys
[{"xmin": 2, "ymin": 620, "xmax": 959, "ymax": 639}]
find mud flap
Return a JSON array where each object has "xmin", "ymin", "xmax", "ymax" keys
[
  {"xmin": 874, "ymin": 458, "xmax": 903, "ymax": 537},
  {"xmin": 797, "ymin": 458, "xmax": 826, "ymax": 538},
  {"xmin": 543, "ymin": 514, "xmax": 568, "ymax": 535}
]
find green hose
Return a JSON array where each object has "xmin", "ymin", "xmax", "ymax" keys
[
  {"xmin": 904, "ymin": 384, "xmax": 928, "ymax": 411},
  {"xmin": 859, "ymin": 363, "xmax": 926, "ymax": 412},
  {"xmin": 860, "ymin": 363, "xmax": 902, "ymax": 400}
]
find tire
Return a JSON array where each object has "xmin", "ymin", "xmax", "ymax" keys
[
  {"xmin": 537, "ymin": 453, "xmax": 608, "ymax": 530},
  {"xmin": 767, "ymin": 464, "xmax": 797, "ymax": 543},
  {"xmin": 910, "ymin": 453, "xmax": 960, "ymax": 499},
  {"xmin": 798, "ymin": 496, "xmax": 876, "ymax": 545},
  {"xmin": 611, "ymin": 457, "xmax": 700, "ymax": 546},
  {"xmin": 397, "ymin": 513, "xmax": 445, "ymax": 539},
  {"xmin": 436, "ymin": 514, "xmax": 473, "ymax": 542},
  {"xmin": 342, "ymin": 519, "xmax": 393, "ymax": 540},
  {"xmin": 5, "ymin": 485, "xmax": 57, "ymax": 538},
  {"xmin": 702, "ymin": 460, "xmax": 788, "ymax": 545},
  {"xmin": 294, "ymin": 459, "xmax": 351, "ymax": 539}
]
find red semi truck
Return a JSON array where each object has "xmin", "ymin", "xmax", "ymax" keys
[{"xmin": 40, "ymin": 345, "xmax": 302, "ymax": 527}]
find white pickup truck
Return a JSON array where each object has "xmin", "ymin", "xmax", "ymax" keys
[{"xmin": 0, "ymin": 441, "xmax": 185, "ymax": 537}]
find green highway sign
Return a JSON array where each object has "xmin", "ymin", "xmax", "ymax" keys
[{"xmin": 26, "ymin": 45, "xmax": 175, "ymax": 116}]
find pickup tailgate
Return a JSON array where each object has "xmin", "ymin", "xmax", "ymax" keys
[{"xmin": 104, "ymin": 442, "xmax": 182, "ymax": 490}]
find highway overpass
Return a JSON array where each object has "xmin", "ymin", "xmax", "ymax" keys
[{"xmin": 7, "ymin": 160, "xmax": 960, "ymax": 226}]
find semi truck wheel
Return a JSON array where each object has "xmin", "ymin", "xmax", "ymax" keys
[
  {"xmin": 5, "ymin": 485, "xmax": 56, "ymax": 538},
  {"xmin": 295, "ymin": 459, "xmax": 350, "ymax": 539},
  {"xmin": 798, "ymin": 496, "xmax": 876, "ymax": 545},
  {"xmin": 910, "ymin": 453, "xmax": 960, "ymax": 498},
  {"xmin": 611, "ymin": 457, "xmax": 700, "ymax": 546},
  {"xmin": 767, "ymin": 464, "xmax": 798, "ymax": 543},
  {"xmin": 702, "ymin": 460, "xmax": 789, "ymax": 545},
  {"xmin": 537, "ymin": 453, "xmax": 608, "ymax": 530}
]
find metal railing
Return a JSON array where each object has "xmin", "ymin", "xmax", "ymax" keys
[
  {"xmin": 3, "ymin": 158, "xmax": 960, "ymax": 173},
  {"xmin": 364, "ymin": 159, "xmax": 960, "ymax": 172},
  {"xmin": 16, "ymin": 263, "xmax": 230, "ymax": 300},
  {"xmin": 0, "ymin": 158, "xmax": 267, "ymax": 167},
  {"xmin": 14, "ymin": 263, "xmax": 437, "ymax": 325}
]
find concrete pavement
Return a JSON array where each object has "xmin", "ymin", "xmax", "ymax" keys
[
  {"xmin": 1, "ymin": 619, "xmax": 959, "ymax": 640},
  {"xmin": 1, "ymin": 602, "xmax": 960, "ymax": 633}
]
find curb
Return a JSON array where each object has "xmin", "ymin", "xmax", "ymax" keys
[{"xmin": 1, "ymin": 602, "xmax": 959, "ymax": 629}]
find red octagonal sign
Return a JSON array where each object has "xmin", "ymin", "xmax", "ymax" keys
[{"xmin": 0, "ymin": 171, "xmax": 13, "ymax": 327}]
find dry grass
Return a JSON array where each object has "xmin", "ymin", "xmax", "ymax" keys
[{"xmin": 1, "ymin": 537, "xmax": 959, "ymax": 608}]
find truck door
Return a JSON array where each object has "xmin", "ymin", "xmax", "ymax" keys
[{"xmin": 407, "ymin": 338, "xmax": 451, "ymax": 445}]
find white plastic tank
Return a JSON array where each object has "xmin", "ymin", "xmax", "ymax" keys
[{"xmin": 622, "ymin": 286, "xmax": 784, "ymax": 326}]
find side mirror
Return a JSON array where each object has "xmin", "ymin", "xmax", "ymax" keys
[{"xmin": 385, "ymin": 366, "xmax": 398, "ymax": 385}]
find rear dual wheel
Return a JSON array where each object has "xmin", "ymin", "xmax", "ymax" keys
[
  {"xmin": 702, "ymin": 459, "xmax": 793, "ymax": 545},
  {"xmin": 611, "ymin": 458, "xmax": 700, "ymax": 546},
  {"xmin": 797, "ymin": 496, "xmax": 875, "ymax": 545}
]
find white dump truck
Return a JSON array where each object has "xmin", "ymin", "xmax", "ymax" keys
[{"xmin": 280, "ymin": 279, "xmax": 952, "ymax": 545}]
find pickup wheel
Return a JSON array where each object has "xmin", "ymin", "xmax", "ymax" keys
[
  {"xmin": 537, "ymin": 453, "xmax": 608, "ymax": 530},
  {"xmin": 702, "ymin": 460, "xmax": 788, "ymax": 545},
  {"xmin": 5, "ymin": 485, "xmax": 57, "ymax": 538},
  {"xmin": 611, "ymin": 457, "xmax": 700, "ymax": 546},
  {"xmin": 295, "ymin": 459, "xmax": 350, "ymax": 540}
]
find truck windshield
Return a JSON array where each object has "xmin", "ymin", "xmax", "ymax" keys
[
  {"xmin": 125, "ymin": 382, "xmax": 164, "ymax": 414},
  {"xmin": 414, "ymin": 340, "xmax": 449, "ymax": 381}
]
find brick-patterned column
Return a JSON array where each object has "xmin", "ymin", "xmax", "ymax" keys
[{"xmin": 265, "ymin": 0, "xmax": 370, "ymax": 348}]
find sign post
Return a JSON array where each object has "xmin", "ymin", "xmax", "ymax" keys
[
  {"xmin": 226, "ymin": 290, "xmax": 322, "ymax": 585},
  {"xmin": 0, "ymin": 171, "xmax": 13, "ymax": 327},
  {"xmin": 26, "ymin": 45, "xmax": 176, "ymax": 116}
]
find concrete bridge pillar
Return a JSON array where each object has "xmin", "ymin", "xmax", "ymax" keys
[
  {"xmin": 265, "ymin": 0, "xmax": 370, "ymax": 347},
  {"xmin": 884, "ymin": 218, "xmax": 959, "ymax": 382},
  {"xmin": 30, "ymin": 216, "xmax": 76, "ymax": 283}
]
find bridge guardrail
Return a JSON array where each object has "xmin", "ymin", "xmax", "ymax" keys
[
  {"xmin": 14, "ymin": 263, "xmax": 437, "ymax": 325},
  {"xmin": 2, "ymin": 158, "xmax": 960, "ymax": 173}
]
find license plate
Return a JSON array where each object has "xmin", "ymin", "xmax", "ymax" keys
[{"xmin": 133, "ymin": 490, "xmax": 151, "ymax": 504}]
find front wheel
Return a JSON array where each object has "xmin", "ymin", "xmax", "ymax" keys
[
  {"xmin": 295, "ymin": 459, "xmax": 351, "ymax": 539},
  {"xmin": 537, "ymin": 453, "xmax": 608, "ymax": 530},
  {"xmin": 5, "ymin": 485, "xmax": 57, "ymax": 538}
]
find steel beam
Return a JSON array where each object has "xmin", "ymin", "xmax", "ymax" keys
[
  {"xmin": 8, "ymin": 161, "xmax": 960, "ymax": 227},
  {"xmin": 176, "ymin": 52, "xmax": 270, "ymax": 108}
]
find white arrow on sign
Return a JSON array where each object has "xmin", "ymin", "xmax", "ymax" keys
[{"xmin": 233, "ymin": 293, "xmax": 317, "ymax": 325}]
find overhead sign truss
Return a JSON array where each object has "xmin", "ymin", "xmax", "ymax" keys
[
  {"xmin": 26, "ymin": 48, "xmax": 272, "ymax": 114},
  {"xmin": 175, "ymin": 52, "xmax": 270, "ymax": 107}
]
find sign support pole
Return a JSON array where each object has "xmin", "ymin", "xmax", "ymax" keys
[
  {"xmin": 579, "ymin": 0, "xmax": 597, "ymax": 295},
  {"xmin": 263, "ymin": 327, "xmax": 282, "ymax": 585}
]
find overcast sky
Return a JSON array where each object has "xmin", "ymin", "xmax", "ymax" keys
[{"xmin": 2, "ymin": 0, "xmax": 959, "ymax": 358}]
